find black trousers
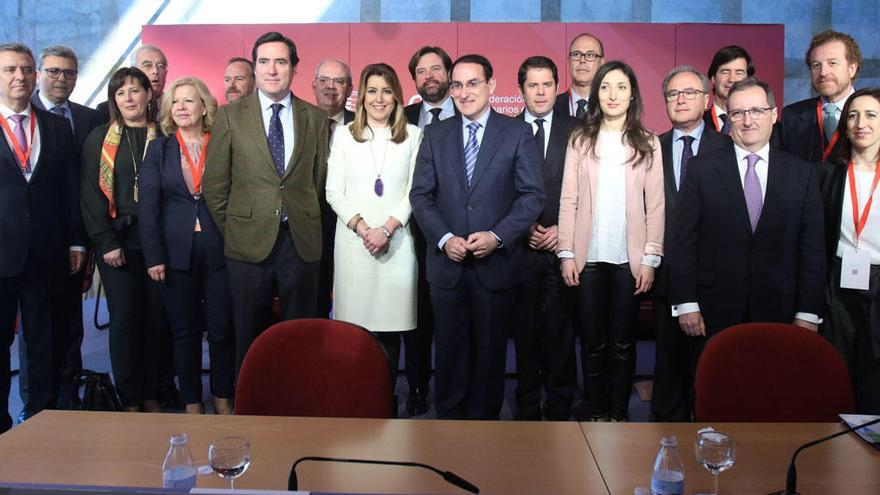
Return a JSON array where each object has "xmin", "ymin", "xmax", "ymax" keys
[
  {"xmin": 405, "ymin": 220, "xmax": 433, "ymax": 393},
  {"xmin": 651, "ymin": 295, "xmax": 704, "ymax": 421},
  {"xmin": 576, "ymin": 262, "xmax": 637, "ymax": 420},
  {"xmin": 96, "ymin": 249, "xmax": 162, "ymax": 408},
  {"xmin": 512, "ymin": 250, "xmax": 577, "ymax": 420},
  {"xmin": 227, "ymin": 227, "xmax": 319, "ymax": 372},
  {"xmin": 373, "ymin": 330, "xmax": 420, "ymax": 387},
  {"xmin": 0, "ymin": 255, "xmax": 65, "ymax": 432},
  {"xmin": 159, "ymin": 233, "xmax": 235, "ymax": 405},
  {"xmin": 431, "ymin": 268, "xmax": 514, "ymax": 420}
]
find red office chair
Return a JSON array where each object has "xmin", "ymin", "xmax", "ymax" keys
[
  {"xmin": 695, "ymin": 323, "xmax": 855, "ymax": 422},
  {"xmin": 235, "ymin": 318, "xmax": 394, "ymax": 418}
]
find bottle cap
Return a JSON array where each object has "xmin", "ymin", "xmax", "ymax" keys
[
  {"xmin": 660, "ymin": 435, "xmax": 678, "ymax": 447},
  {"xmin": 170, "ymin": 433, "xmax": 188, "ymax": 445}
]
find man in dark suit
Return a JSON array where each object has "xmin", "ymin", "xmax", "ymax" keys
[
  {"xmin": 653, "ymin": 66, "xmax": 728, "ymax": 422},
  {"xmin": 670, "ymin": 78, "xmax": 825, "ymax": 343},
  {"xmin": 401, "ymin": 45, "xmax": 456, "ymax": 416},
  {"xmin": 780, "ymin": 30, "xmax": 861, "ymax": 162},
  {"xmin": 512, "ymin": 56, "xmax": 578, "ymax": 421},
  {"xmin": 0, "ymin": 43, "xmax": 81, "ymax": 432},
  {"xmin": 204, "ymin": 32, "xmax": 329, "ymax": 370},
  {"xmin": 702, "ymin": 45, "xmax": 754, "ymax": 134},
  {"xmin": 23, "ymin": 45, "xmax": 102, "ymax": 410},
  {"xmin": 224, "ymin": 57, "xmax": 255, "ymax": 103},
  {"xmin": 553, "ymin": 33, "xmax": 604, "ymax": 119},
  {"xmin": 410, "ymin": 54, "xmax": 544, "ymax": 420}
]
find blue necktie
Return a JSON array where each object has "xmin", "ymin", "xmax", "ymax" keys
[
  {"xmin": 268, "ymin": 103, "xmax": 285, "ymax": 177},
  {"xmin": 464, "ymin": 122, "xmax": 481, "ymax": 187}
]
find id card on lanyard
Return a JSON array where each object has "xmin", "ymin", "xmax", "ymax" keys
[{"xmin": 841, "ymin": 161, "xmax": 880, "ymax": 290}]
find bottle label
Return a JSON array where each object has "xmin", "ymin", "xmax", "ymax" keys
[
  {"xmin": 163, "ymin": 466, "xmax": 197, "ymax": 489},
  {"xmin": 651, "ymin": 470, "xmax": 684, "ymax": 495}
]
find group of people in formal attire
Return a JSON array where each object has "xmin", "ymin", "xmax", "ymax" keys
[{"xmin": 1, "ymin": 26, "xmax": 878, "ymax": 433}]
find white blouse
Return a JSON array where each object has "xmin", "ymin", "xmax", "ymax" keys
[
  {"xmin": 587, "ymin": 131, "xmax": 629, "ymax": 265},
  {"xmin": 837, "ymin": 169, "xmax": 880, "ymax": 264}
]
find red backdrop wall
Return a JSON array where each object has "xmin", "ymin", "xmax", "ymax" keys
[{"xmin": 143, "ymin": 22, "xmax": 783, "ymax": 133}]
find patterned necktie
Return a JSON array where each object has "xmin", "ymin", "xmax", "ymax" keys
[
  {"xmin": 575, "ymin": 98, "xmax": 587, "ymax": 120},
  {"xmin": 51, "ymin": 105, "xmax": 73, "ymax": 131},
  {"xmin": 822, "ymin": 102, "xmax": 838, "ymax": 143},
  {"xmin": 328, "ymin": 118, "xmax": 337, "ymax": 143},
  {"xmin": 464, "ymin": 122, "xmax": 481, "ymax": 187},
  {"xmin": 743, "ymin": 153, "xmax": 763, "ymax": 232},
  {"xmin": 267, "ymin": 103, "xmax": 285, "ymax": 177},
  {"xmin": 534, "ymin": 118, "xmax": 545, "ymax": 161},
  {"xmin": 678, "ymin": 135, "xmax": 695, "ymax": 189},
  {"xmin": 429, "ymin": 107, "xmax": 442, "ymax": 125},
  {"xmin": 9, "ymin": 113, "xmax": 30, "ymax": 174},
  {"xmin": 719, "ymin": 113, "xmax": 731, "ymax": 135}
]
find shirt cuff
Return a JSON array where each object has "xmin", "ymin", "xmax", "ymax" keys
[
  {"xmin": 557, "ymin": 250, "xmax": 574, "ymax": 259},
  {"xmin": 794, "ymin": 312, "xmax": 823, "ymax": 325},
  {"xmin": 438, "ymin": 232, "xmax": 454, "ymax": 250},
  {"xmin": 641, "ymin": 254, "xmax": 661, "ymax": 268},
  {"xmin": 489, "ymin": 231, "xmax": 503, "ymax": 248},
  {"xmin": 672, "ymin": 302, "xmax": 700, "ymax": 317},
  {"xmin": 69, "ymin": 246, "xmax": 86, "ymax": 253}
]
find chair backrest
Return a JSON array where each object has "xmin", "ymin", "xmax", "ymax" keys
[
  {"xmin": 235, "ymin": 318, "xmax": 394, "ymax": 418},
  {"xmin": 695, "ymin": 323, "xmax": 855, "ymax": 422}
]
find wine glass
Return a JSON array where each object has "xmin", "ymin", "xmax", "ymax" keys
[
  {"xmin": 695, "ymin": 430, "xmax": 735, "ymax": 495},
  {"xmin": 208, "ymin": 436, "xmax": 251, "ymax": 490}
]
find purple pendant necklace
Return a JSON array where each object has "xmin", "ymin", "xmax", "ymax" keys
[{"xmin": 369, "ymin": 129, "xmax": 389, "ymax": 197}]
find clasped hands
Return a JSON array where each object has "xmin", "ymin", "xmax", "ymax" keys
[{"xmin": 443, "ymin": 231, "xmax": 498, "ymax": 262}]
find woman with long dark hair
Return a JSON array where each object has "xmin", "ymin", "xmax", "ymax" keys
[{"xmin": 557, "ymin": 60, "xmax": 664, "ymax": 421}]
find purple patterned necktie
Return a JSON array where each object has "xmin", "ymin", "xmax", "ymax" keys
[
  {"xmin": 743, "ymin": 153, "xmax": 763, "ymax": 232},
  {"xmin": 9, "ymin": 113, "xmax": 30, "ymax": 174}
]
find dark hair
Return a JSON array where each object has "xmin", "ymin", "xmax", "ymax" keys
[
  {"xmin": 727, "ymin": 77, "xmax": 776, "ymax": 109},
  {"xmin": 350, "ymin": 63, "xmax": 408, "ymax": 145},
  {"xmin": 569, "ymin": 33, "xmax": 605, "ymax": 57},
  {"xmin": 707, "ymin": 45, "xmax": 755, "ymax": 80},
  {"xmin": 806, "ymin": 30, "xmax": 862, "ymax": 79},
  {"xmin": 452, "ymin": 53, "xmax": 493, "ymax": 80},
  {"xmin": 107, "ymin": 67, "xmax": 154, "ymax": 125},
  {"xmin": 572, "ymin": 60, "xmax": 655, "ymax": 168},
  {"xmin": 828, "ymin": 87, "xmax": 880, "ymax": 167},
  {"xmin": 251, "ymin": 31, "xmax": 299, "ymax": 69},
  {"xmin": 407, "ymin": 46, "xmax": 453, "ymax": 80},
  {"xmin": 517, "ymin": 56, "xmax": 558, "ymax": 90},
  {"xmin": 227, "ymin": 56, "xmax": 254, "ymax": 72}
]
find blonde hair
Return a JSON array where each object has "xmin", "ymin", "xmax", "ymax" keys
[
  {"xmin": 350, "ymin": 63, "xmax": 407, "ymax": 144},
  {"xmin": 159, "ymin": 77, "xmax": 217, "ymax": 134}
]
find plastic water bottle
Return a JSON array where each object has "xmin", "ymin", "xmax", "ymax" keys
[
  {"xmin": 650, "ymin": 435, "xmax": 685, "ymax": 495},
  {"xmin": 162, "ymin": 433, "xmax": 197, "ymax": 489}
]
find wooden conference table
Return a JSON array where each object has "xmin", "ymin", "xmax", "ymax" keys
[{"xmin": 0, "ymin": 411, "xmax": 878, "ymax": 494}]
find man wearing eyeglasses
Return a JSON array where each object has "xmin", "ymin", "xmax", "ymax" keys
[
  {"xmin": 25, "ymin": 45, "xmax": 102, "ymax": 411},
  {"xmin": 553, "ymin": 33, "xmax": 604, "ymax": 120},
  {"xmin": 312, "ymin": 59, "xmax": 354, "ymax": 132},
  {"xmin": 653, "ymin": 66, "xmax": 727, "ymax": 422},
  {"xmin": 670, "ymin": 78, "xmax": 825, "ymax": 342},
  {"xmin": 410, "ymin": 54, "xmax": 544, "ymax": 420}
]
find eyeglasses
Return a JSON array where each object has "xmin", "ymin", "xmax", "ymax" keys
[
  {"xmin": 449, "ymin": 79, "xmax": 486, "ymax": 91},
  {"xmin": 664, "ymin": 88, "xmax": 705, "ymax": 101},
  {"xmin": 569, "ymin": 51, "xmax": 602, "ymax": 62},
  {"xmin": 42, "ymin": 67, "xmax": 78, "ymax": 79},
  {"xmin": 316, "ymin": 76, "xmax": 347, "ymax": 87},
  {"xmin": 139, "ymin": 61, "xmax": 167, "ymax": 72},
  {"xmin": 727, "ymin": 107, "xmax": 774, "ymax": 122}
]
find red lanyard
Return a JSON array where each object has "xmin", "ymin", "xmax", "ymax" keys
[
  {"xmin": 710, "ymin": 105, "xmax": 722, "ymax": 132},
  {"xmin": 176, "ymin": 130, "xmax": 210, "ymax": 194},
  {"xmin": 847, "ymin": 160, "xmax": 880, "ymax": 246},
  {"xmin": 0, "ymin": 109, "xmax": 36, "ymax": 173},
  {"xmin": 817, "ymin": 100, "xmax": 840, "ymax": 161}
]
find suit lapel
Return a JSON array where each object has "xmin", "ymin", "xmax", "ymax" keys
[
  {"xmin": 660, "ymin": 132, "xmax": 677, "ymax": 207},
  {"xmin": 754, "ymin": 150, "xmax": 783, "ymax": 237},
  {"xmin": 29, "ymin": 110, "xmax": 51, "ymax": 183},
  {"xmin": 715, "ymin": 149, "xmax": 753, "ymax": 234},
  {"xmin": 282, "ymin": 96, "xmax": 308, "ymax": 181},
  {"xmin": 441, "ymin": 117, "xmax": 468, "ymax": 192},
  {"xmin": 241, "ymin": 94, "xmax": 277, "ymax": 176},
  {"xmin": 166, "ymin": 137, "xmax": 191, "ymax": 197},
  {"xmin": 468, "ymin": 111, "xmax": 503, "ymax": 195}
]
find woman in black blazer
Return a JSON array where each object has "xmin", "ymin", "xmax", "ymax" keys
[
  {"xmin": 821, "ymin": 87, "xmax": 880, "ymax": 414},
  {"xmin": 138, "ymin": 77, "xmax": 234, "ymax": 414}
]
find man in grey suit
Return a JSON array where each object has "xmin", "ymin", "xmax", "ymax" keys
[
  {"xmin": 204, "ymin": 32, "xmax": 329, "ymax": 370},
  {"xmin": 410, "ymin": 54, "xmax": 544, "ymax": 420}
]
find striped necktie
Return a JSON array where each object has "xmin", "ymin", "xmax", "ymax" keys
[{"xmin": 464, "ymin": 122, "xmax": 481, "ymax": 187}]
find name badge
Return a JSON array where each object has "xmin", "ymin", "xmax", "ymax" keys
[{"xmin": 841, "ymin": 247, "xmax": 871, "ymax": 290}]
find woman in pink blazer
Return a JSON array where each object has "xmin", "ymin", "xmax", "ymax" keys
[{"xmin": 557, "ymin": 60, "xmax": 664, "ymax": 421}]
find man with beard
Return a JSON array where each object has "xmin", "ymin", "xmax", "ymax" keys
[
  {"xmin": 224, "ymin": 57, "xmax": 255, "ymax": 103},
  {"xmin": 780, "ymin": 30, "xmax": 861, "ymax": 162},
  {"xmin": 402, "ymin": 46, "xmax": 457, "ymax": 416}
]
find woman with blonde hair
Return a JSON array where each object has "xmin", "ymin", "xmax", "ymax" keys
[{"xmin": 138, "ymin": 76, "xmax": 234, "ymax": 414}]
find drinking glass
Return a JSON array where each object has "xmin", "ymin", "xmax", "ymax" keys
[
  {"xmin": 695, "ymin": 430, "xmax": 735, "ymax": 495},
  {"xmin": 208, "ymin": 436, "xmax": 251, "ymax": 490}
]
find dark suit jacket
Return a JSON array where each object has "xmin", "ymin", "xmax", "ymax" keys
[
  {"xmin": 654, "ymin": 125, "xmax": 728, "ymax": 298},
  {"xmin": 343, "ymin": 108, "xmax": 354, "ymax": 124},
  {"xmin": 817, "ymin": 160, "xmax": 849, "ymax": 268},
  {"xmin": 409, "ymin": 110, "xmax": 545, "ymax": 290},
  {"xmin": 404, "ymin": 101, "xmax": 460, "ymax": 127},
  {"xmin": 0, "ymin": 107, "xmax": 81, "ymax": 276},
  {"xmin": 30, "ymin": 92, "xmax": 103, "ymax": 153},
  {"xmin": 780, "ymin": 96, "xmax": 826, "ymax": 162},
  {"xmin": 137, "ymin": 135, "xmax": 225, "ymax": 271},
  {"xmin": 553, "ymin": 90, "xmax": 589, "ymax": 119},
  {"xmin": 670, "ymin": 143, "xmax": 826, "ymax": 334},
  {"xmin": 515, "ymin": 111, "xmax": 578, "ymax": 227},
  {"xmin": 203, "ymin": 92, "xmax": 329, "ymax": 264}
]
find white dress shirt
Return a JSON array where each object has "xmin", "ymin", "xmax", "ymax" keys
[
  {"xmin": 257, "ymin": 90, "xmax": 295, "ymax": 171},
  {"xmin": 1, "ymin": 102, "xmax": 42, "ymax": 181},
  {"xmin": 523, "ymin": 108, "xmax": 552, "ymax": 160},
  {"xmin": 418, "ymin": 96, "xmax": 455, "ymax": 128},
  {"xmin": 568, "ymin": 87, "xmax": 589, "ymax": 117}
]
